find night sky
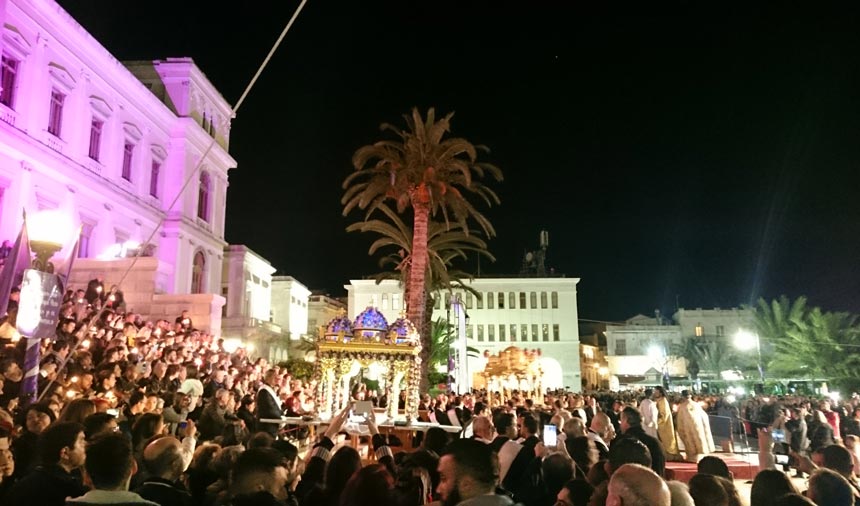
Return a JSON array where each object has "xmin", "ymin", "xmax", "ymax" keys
[{"xmin": 57, "ymin": 1, "xmax": 860, "ymax": 321}]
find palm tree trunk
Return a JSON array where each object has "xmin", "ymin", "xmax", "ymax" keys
[{"xmin": 409, "ymin": 196, "xmax": 430, "ymax": 392}]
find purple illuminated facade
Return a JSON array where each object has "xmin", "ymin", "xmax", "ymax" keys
[{"xmin": 0, "ymin": 0, "xmax": 236, "ymax": 296}]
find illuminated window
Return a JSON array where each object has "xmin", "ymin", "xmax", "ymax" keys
[
  {"xmin": 0, "ymin": 55, "xmax": 19, "ymax": 108},
  {"xmin": 695, "ymin": 324, "xmax": 704, "ymax": 337},
  {"xmin": 149, "ymin": 161, "xmax": 161, "ymax": 198},
  {"xmin": 48, "ymin": 89, "xmax": 65, "ymax": 137},
  {"xmin": 88, "ymin": 119, "xmax": 103, "ymax": 161},
  {"xmin": 121, "ymin": 142, "xmax": 134, "ymax": 179},
  {"xmin": 191, "ymin": 251, "xmax": 206, "ymax": 293},
  {"xmin": 78, "ymin": 221, "xmax": 94, "ymax": 258},
  {"xmin": 198, "ymin": 172, "xmax": 211, "ymax": 221}
]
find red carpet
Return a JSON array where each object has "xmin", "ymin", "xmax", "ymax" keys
[{"xmin": 665, "ymin": 453, "xmax": 760, "ymax": 481}]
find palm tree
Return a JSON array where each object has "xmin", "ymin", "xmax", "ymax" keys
[
  {"xmin": 769, "ymin": 308, "xmax": 860, "ymax": 385},
  {"xmin": 343, "ymin": 107, "xmax": 502, "ymax": 387},
  {"xmin": 347, "ymin": 202, "xmax": 495, "ymax": 296},
  {"xmin": 670, "ymin": 337, "xmax": 705, "ymax": 380},
  {"xmin": 754, "ymin": 296, "xmax": 807, "ymax": 347},
  {"xmin": 347, "ymin": 203, "xmax": 495, "ymax": 389}
]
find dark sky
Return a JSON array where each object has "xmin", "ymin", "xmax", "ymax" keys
[{"xmin": 57, "ymin": 1, "xmax": 860, "ymax": 321}]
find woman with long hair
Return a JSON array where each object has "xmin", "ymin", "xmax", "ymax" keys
[{"xmin": 57, "ymin": 398, "xmax": 96, "ymax": 424}]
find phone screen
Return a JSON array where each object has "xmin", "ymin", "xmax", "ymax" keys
[
  {"xmin": 771, "ymin": 429, "xmax": 785, "ymax": 442},
  {"xmin": 179, "ymin": 421, "xmax": 188, "ymax": 430},
  {"xmin": 775, "ymin": 454, "xmax": 790, "ymax": 465},
  {"xmin": 543, "ymin": 424, "xmax": 558, "ymax": 447},
  {"xmin": 354, "ymin": 401, "xmax": 373, "ymax": 417}
]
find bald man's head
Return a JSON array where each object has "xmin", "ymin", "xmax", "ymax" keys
[
  {"xmin": 563, "ymin": 417, "xmax": 586, "ymax": 438},
  {"xmin": 607, "ymin": 464, "xmax": 670, "ymax": 506},
  {"xmin": 143, "ymin": 436, "xmax": 185, "ymax": 480}
]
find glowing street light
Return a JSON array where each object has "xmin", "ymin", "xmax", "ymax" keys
[{"xmin": 734, "ymin": 328, "xmax": 764, "ymax": 384}]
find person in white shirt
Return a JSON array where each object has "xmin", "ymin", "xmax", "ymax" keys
[{"xmin": 639, "ymin": 388, "xmax": 660, "ymax": 439}]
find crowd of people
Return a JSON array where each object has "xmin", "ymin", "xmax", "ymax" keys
[{"xmin": 0, "ymin": 278, "xmax": 858, "ymax": 505}]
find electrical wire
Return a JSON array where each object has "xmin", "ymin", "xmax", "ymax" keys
[{"xmin": 36, "ymin": 0, "xmax": 309, "ymax": 402}]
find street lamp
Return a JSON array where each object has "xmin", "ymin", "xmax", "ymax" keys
[
  {"xmin": 19, "ymin": 210, "xmax": 75, "ymax": 405},
  {"xmin": 734, "ymin": 329, "xmax": 765, "ymax": 384},
  {"xmin": 26, "ymin": 209, "xmax": 74, "ymax": 272},
  {"xmin": 648, "ymin": 344, "xmax": 669, "ymax": 388}
]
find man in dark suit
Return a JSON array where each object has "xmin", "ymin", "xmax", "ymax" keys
[
  {"xmin": 503, "ymin": 413, "xmax": 541, "ymax": 494},
  {"xmin": 255, "ymin": 369, "xmax": 283, "ymax": 436},
  {"xmin": 615, "ymin": 405, "xmax": 666, "ymax": 477}
]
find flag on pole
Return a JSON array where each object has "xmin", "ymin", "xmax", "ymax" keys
[{"xmin": 0, "ymin": 214, "xmax": 31, "ymax": 317}]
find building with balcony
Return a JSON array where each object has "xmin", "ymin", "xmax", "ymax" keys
[
  {"xmin": 271, "ymin": 276, "xmax": 310, "ymax": 341},
  {"xmin": 308, "ymin": 293, "xmax": 346, "ymax": 337},
  {"xmin": 1, "ymin": 1, "xmax": 235, "ymax": 330},
  {"xmin": 604, "ymin": 307, "xmax": 756, "ymax": 389},
  {"xmin": 346, "ymin": 276, "xmax": 582, "ymax": 390},
  {"xmin": 604, "ymin": 314, "xmax": 684, "ymax": 388},
  {"xmin": 673, "ymin": 307, "xmax": 754, "ymax": 343},
  {"xmin": 219, "ymin": 246, "xmax": 287, "ymax": 359}
]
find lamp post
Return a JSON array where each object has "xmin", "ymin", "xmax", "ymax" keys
[
  {"xmin": 734, "ymin": 329, "xmax": 765, "ymax": 384},
  {"xmin": 18, "ymin": 210, "xmax": 74, "ymax": 405},
  {"xmin": 648, "ymin": 343, "xmax": 669, "ymax": 388}
]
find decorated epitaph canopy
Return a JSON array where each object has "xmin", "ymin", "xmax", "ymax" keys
[
  {"xmin": 478, "ymin": 346, "xmax": 545, "ymax": 404},
  {"xmin": 314, "ymin": 307, "xmax": 421, "ymax": 420}
]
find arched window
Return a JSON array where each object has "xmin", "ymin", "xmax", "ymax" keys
[
  {"xmin": 198, "ymin": 171, "xmax": 211, "ymax": 221},
  {"xmin": 191, "ymin": 250, "xmax": 206, "ymax": 293}
]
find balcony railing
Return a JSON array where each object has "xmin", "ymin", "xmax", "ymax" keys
[{"xmin": 222, "ymin": 316, "xmax": 282, "ymax": 334}]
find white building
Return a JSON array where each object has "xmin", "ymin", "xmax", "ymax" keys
[
  {"xmin": 0, "ymin": 1, "xmax": 235, "ymax": 330},
  {"xmin": 673, "ymin": 307, "xmax": 754, "ymax": 342},
  {"xmin": 220, "ymin": 245, "xmax": 282, "ymax": 355},
  {"xmin": 271, "ymin": 276, "xmax": 310, "ymax": 342},
  {"xmin": 346, "ymin": 277, "xmax": 582, "ymax": 391},
  {"xmin": 308, "ymin": 293, "xmax": 347, "ymax": 337},
  {"xmin": 604, "ymin": 308, "xmax": 756, "ymax": 388},
  {"xmin": 604, "ymin": 314, "xmax": 684, "ymax": 387}
]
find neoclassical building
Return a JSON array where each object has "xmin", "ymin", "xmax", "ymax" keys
[
  {"xmin": 0, "ymin": 1, "xmax": 235, "ymax": 329},
  {"xmin": 346, "ymin": 276, "xmax": 583, "ymax": 391}
]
